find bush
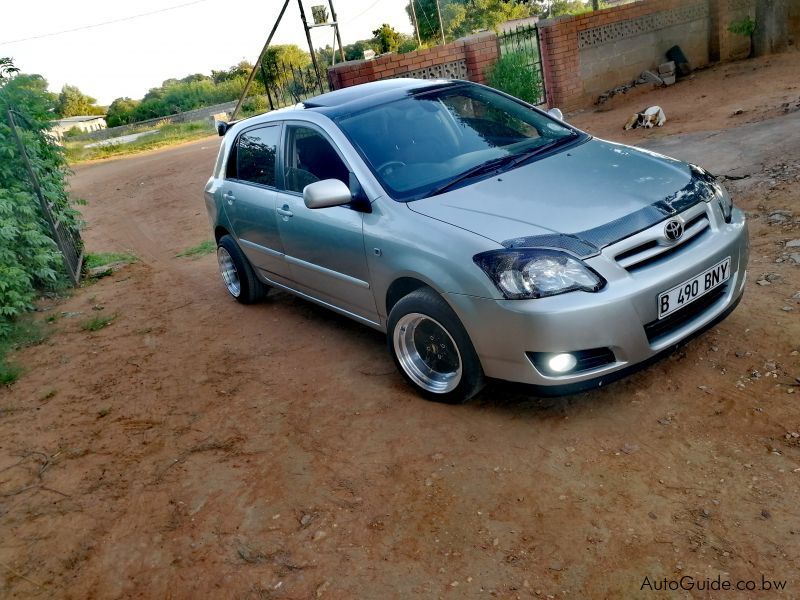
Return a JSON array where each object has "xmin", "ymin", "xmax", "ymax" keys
[
  {"xmin": 0, "ymin": 65, "xmax": 81, "ymax": 338},
  {"xmin": 486, "ymin": 52, "xmax": 542, "ymax": 105},
  {"xmin": 242, "ymin": 95, "xmax": 269, "ymax": 116}
]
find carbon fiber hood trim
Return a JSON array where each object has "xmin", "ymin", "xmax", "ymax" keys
[{"xmin": 502, "ymin": 165, "xmax": 717, "ymax": 257}]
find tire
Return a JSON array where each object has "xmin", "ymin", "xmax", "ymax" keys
[
  {"xmin": 387, "ymin": 287, "xmax": 485, "ymax": 404},
  {"xmin": 216, "ymin": 235, "xmax": 265, "ymax": 304}
]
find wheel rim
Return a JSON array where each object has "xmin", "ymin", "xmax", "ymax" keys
[
  {"xmin": 393, "ymin": 313, "xmax": 462, "ymax": 394},
  {"xmin": 217, "ymin": 246, "xmax": 241, "ymax": 297}
]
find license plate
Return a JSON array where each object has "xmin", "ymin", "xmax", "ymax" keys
[{"xmin": 658, "ymin": 257, "xmax": 731, "ymax": 319}]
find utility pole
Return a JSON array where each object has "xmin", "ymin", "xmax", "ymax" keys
[
  {"xmin": 409, "ymin": 0, "xmax": 421, "ymax": 45},
  {"xmin": 327, "ymin": 0, "xmax": 346, "ymax": 62},
  {"xmin": 231, "ymin": 0, "xmax": 290, "ymax": 119},
  {"xmin": 298, "ymin": 0, "xmax": 325, "ymax": 95},
  {"xmin": 434, "ymin": 0, "xmax": 446, "ymax": 45}
]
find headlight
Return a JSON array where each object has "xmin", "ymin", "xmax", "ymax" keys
[
  {"xmin": 473, "ymin": 249, "xmax": 605, "ymax": 299},
  {"xmin": 712, "ymin": 181, "xmax": 733, "ymax": 223}
]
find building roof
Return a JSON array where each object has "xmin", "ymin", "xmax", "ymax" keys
[{"xmin": 54, "ymin": 115, "xmax": 106, "ymax": 124}]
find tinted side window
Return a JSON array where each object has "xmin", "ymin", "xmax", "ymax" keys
[
  {"xmin": 284, "ymin": 126, "xmax": 349, "ymax": 194},
  {"xmin": 236, "ymin": 126, "xmax": 280, "ymax": 186}
]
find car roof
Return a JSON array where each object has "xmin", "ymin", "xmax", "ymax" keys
[
  {"xmin": 225, "ymin": 78, "xmax": 469, "ymax": 135},
  {"xmin": 304, "ymin": 78, "xmax": 464, "ymax": 118}
]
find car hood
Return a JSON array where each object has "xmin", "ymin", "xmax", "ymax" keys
[{"xmin": 407, "ymin": 138, "xmax": 694, "ymax": 246}]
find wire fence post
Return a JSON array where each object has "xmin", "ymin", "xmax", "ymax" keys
[{"xmin": 6, "ymin": 108, "xmax": 83, "ymax": 284}]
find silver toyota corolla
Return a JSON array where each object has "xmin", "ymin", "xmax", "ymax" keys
[{"xmin": 204, "ymin": 78, "xmax": 748, "ymax": 403}]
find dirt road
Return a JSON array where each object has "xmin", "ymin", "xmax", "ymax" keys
[{"xmin": 1, "ymin": 57, "xmax": 799, "ymax": 599}]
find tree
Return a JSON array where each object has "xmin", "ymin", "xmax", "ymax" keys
[
  {"xmin": 754, "ymin": 0, "xmax": 788, "ymax": 56},
  {"xmin": 261, "ymin": 45, "xmax": 312, "ymax": 87},
  {"xmin": 57, "ymin": 84, "xmax": 104, "ymax": 117},
  {"xmin": 372, "ymin": 23, "xmax": 403, "ymax": 53},
  {"xmin": 105, "ymin": 97, "xmax": 140, "ymax": 127},
  {"xmin": 211, "ymin": 61, "xmax": 253, "ymax": 84},
  {"xmin": 0, "ymin": 61, "xmax": 82, "ymax": 337},
  {"xmin": 0, "ymin": 57, "xmax": 20, "ymax": 81},
  {"xmin": 407, "ymin": 0, "xmax": 535, "ymax": 43},
  {"xmin": 343, "ymin": 39, "xmax": 379, "ymax": 61}
]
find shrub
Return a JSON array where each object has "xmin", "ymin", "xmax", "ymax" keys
[
  {"xmin": 0, "ymin": 63, "xmax": 81, "ymax": 338},
  {"xmin": 487, "ymin": 52, "xmax": 542, "ymax": 105}
]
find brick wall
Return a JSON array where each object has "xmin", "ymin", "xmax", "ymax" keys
[
  {"xmin": 539, "ymin": 0, "xmax": 714, "ymax": 111},
  {"xmin": 537, "ymin": 0, "xmax": 780, "ymax": 112},
  {"xmin": 327, "ymin": 32, "xmax": 499, "ymax": 90}
]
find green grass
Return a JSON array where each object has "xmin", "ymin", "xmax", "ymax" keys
[
  {"xmin": 0, "ymin": 318, "xmax": 48, "ymax": 386},
  {"xmin": 81, "ymin": 314, "xmax": 116, "ymax": 332},
  {"xmin": 0, "ymin": 363, "xmax": 22, "ymax": 386},
  {"xmin": 65, "ymin": 120, "xmax": 215, "ymax": 163},
  {"xmin": 84, "ymin": 252, "xmax": 137, "ymax": 270},
  {"xmin": 176, "ymin": 240, "xmax": 215, "ymax": 258}
]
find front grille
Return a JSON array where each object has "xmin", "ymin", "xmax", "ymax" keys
[
  {"xmin": 615, "ymin": 211, "xmax": 711, "ymax": 272},
  {"xmin": 644, "ymin": 285, "xmax": 727, "ymax": 343},
  {"xmin": 528, "ymin": 347, "xmax": 616, "ymax": 376}
]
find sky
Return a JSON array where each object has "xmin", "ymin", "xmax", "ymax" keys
[{"xmin": 0, "ymin": 0, "xmax": 415, "ymax": 105}]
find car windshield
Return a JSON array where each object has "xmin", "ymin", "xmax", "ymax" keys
[{"xmin": 335, "ymin": 84, "xmax": 581, "ymax": 201}]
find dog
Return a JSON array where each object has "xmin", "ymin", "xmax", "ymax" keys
[{"xmin": 624, "ymin": 106, "xmax": 666, "ymax": 130}]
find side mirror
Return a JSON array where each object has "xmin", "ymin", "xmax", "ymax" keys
[
  {"xmin": 303, "ymin": 178, "xmax": 352, "ymax": 209},
  {"xmin": 548, "ymin": 107, "xmax": 564, "ymax": 121}
]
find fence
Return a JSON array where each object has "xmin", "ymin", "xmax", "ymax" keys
[
  {"xmin": 496, "ymin": 24, "xmax": 546, "ymax": 105},
  {"xmin": 258, "ymin": 59, "xmax": 329, "ymax": 111},
  {"xmin": 6, "ymin": 109, "xmax": 83, "ymax": 284}
]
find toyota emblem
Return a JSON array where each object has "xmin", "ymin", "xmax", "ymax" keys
[{"xmin": 664, "ymin": 219, "xmax": 684, "ymax": 241}]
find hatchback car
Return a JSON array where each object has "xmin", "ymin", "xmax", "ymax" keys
[{"xmin": 204, "ymin": 78, "xmax": 748, "ymax": 403}]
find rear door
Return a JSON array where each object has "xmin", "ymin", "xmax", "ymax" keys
[
  {"xmin": 221, "ymin": 123, "xmax": 291, "ymax": 279},
  {"xmin": 274, "ymin": 122, "xmax": 378, "ymax": 323}
]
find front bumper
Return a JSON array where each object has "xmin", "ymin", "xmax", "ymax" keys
[{"xmin": 445, "ymin": 206, "xmax": 749, "ymax": 390}]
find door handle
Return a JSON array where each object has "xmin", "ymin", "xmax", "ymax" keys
[
  {"xmin": 277, "ymin": 205, "xmax": 294, "ymax": 218},
  {"xmin": 223, "ymin": 191, "xmax": 236, "ymax": 205}
]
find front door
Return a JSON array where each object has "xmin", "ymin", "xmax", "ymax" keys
[
  {"xmin": 221, "ymin": 123, "xmax": 290, "ymax": 279},
  {"xmin": 275, "ymin": 124, "xmax": 378, "ymax": 323}
]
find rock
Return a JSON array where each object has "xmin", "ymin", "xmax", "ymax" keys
[
  {"xmin": 761, "ymin": 509, "xmax": 771, "ymax": 519},
  {"xmin": 648, "ymin": 511, "xmax": 658, "ymax": 519},
  {"xmin": 300, "ymin": 514, "xmax": 313, "ymax": 527},
  {"xmin": 658, "ymin": 61, "xmax": 676, "ymax": 75},
  {"xmin": 786, "ymin": 239, "xmax": 800, "ymax": 248},
  {"xmin": 621, "ymin": 443, "xmax": 639, "ymax": 455},
  {"xmin": 783, "ymin": 306, "xmax": 794, "ymax": 312},
  {"xmin": 731, "ymin": 108, "xmax": 744, "ymax": 116},
  {"xmin": 313, "ymin": 530, "xmax": 327, "ymax": 541},
  {"xmin": 641, "ymin": 70, "xmax": 664, "ymax": 85},
  {"xmin": 792, "ymin": 292, "xmax": 800, "ymax": 300},
  {"xmin": 767, "ymin": 211, "xmax": 792, "ymax": 224},
  {"xmin": 789, "ymin": 253, "xmax": 800, "ymax": 264},
  {"xmin": 701, "ymin": 508, "xmax": 711, "ymax": 518},
  {"xmin": 756, "ymin": 279, "xmax": 771, "ymax": 286}
]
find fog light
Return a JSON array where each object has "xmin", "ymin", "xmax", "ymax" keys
[{"xmin": 548, "ymin": 353, "xmax": 577, "ymax": 373}]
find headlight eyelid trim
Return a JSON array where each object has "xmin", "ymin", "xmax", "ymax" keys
[{"xmin": 473, "ymin": 248, "xmax": 606, "ymax": 300}]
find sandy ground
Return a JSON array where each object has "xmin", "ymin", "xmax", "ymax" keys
[{"xmin": 1, "ymin": 52, "xmax": 799, "ymax": 599}]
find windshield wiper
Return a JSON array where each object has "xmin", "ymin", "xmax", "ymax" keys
[
  {"xmin": 502, "ymin": 133, "xmax": 579, "ymax": 171},
  {"xmin": 428, "ymin": 134, "xmax": 579, "ymax": 197},
  {"xmin": 429, "ymin": 154, "xmax": 519, "ymax": 196}
]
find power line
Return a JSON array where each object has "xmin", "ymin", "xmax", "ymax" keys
[
  {"xmin": 341, "ymin": 0, "xmax": 391, "ymax": 24},
  {"xmin": 0, "ymin": 0, "xmax": 211, "ymax": 46}
]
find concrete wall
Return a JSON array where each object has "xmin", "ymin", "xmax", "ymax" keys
[
  {"xmin": 539, "ymin": 0, "xmax": 717, "ymax": 111},
  {"xmin": 537, "ymin": 0, "xmax": 786, "ymax": 112},
  {"xmin": 327, "ymin": 33, "xmax": 499, "ymax": 90},
  {"xmin": 578, "ymin": 4, "xmax": 710, "ymax": 103},
  {"xmin": 74, "ymin": 99, "xmax": 238, "ymax": 141}
]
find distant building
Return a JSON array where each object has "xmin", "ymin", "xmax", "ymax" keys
[{"xmin": 50, "ymin": 115, "xmax": 107, "ymax": 140}]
